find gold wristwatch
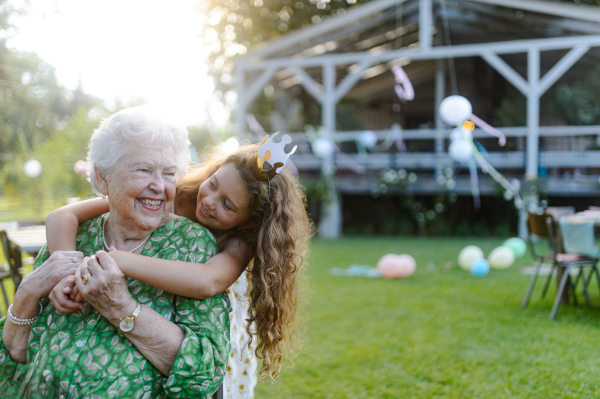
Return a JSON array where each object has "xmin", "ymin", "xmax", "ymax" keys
[{"xmin": 119, "ymin": 302, "xmax": 142, "ymax": 333}]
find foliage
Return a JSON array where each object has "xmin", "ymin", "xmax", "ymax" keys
[
  {"xmin": 197, "ymin": 0, "xmax": 361, "ymax": 96},
  {"xmin": 1, "ymin": 108, "xmax": 102, "ymax": 214},
  {"xmin": 256, "ymin": 237, "xmax": 600, "ymax": 398}
]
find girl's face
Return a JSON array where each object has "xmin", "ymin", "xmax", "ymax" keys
[{"xmin": 195, "ymin": 163, "xmax": 252, "ymax": 235}]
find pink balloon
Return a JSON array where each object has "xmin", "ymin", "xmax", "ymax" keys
[
  {"xmin": 376, "ymin": 254, "xmax": 417, "ymax": 279},
  {"xmin": 73, "ymin": 160, "xmax": 88, "ymax": 176}
]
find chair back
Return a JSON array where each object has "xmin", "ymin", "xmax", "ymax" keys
[
  {"xmin": 528, "ymin": 213, "xmax": 555, "ymax": 237},
  {"xmin": 527, "ymin": 213, "xmax": 560, "ymax": 259},
  {"xmin": 0, "ymin": 230, "xmax": 23, "ymax": 289},
  {"xmin": 559, "ymin": 217, "xmax": 599, "ymax": 258}
]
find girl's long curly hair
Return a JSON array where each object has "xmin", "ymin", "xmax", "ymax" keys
[{"xmin": 176, "ymin": 143, "xmax": 313, "ymax": 380}]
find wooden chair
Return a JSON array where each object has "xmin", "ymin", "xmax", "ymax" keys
[
  {"xmin": 0, "ymin": 263, "xmax": 12, "ymax": 317},
  {"xmin": 0, "ymin": 230, "xmax": 24, "ymax": 290},
  {"xmin": 522, "ymin": 213, "xmax": 558, "ymax": 308}
]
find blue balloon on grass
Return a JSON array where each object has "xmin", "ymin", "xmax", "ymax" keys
[{"xmin": 471, "ymin": 259, "xmax": 490, "ymax": 277}]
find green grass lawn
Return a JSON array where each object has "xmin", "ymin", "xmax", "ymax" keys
[{"xmin": 255, "ymin": 237, "xmax": 600, "ymax": 398}]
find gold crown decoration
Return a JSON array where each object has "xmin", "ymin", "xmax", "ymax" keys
[{"xmin": 251, "ymin": 133, "xmax": 297, "ymax": 181}]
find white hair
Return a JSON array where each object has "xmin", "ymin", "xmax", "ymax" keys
[{"xmin": 87, "ymin": 106, "xmax": 191, "ymax": 195}]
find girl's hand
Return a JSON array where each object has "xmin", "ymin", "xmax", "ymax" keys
[
  {"xmin": 74, "ymin": 251, "xmax": 135, "ymax": 322},
  {"xmin": 49, "ymin": 275, "xmax": 84, "ymax": 314},
  {"xmin": 20, "ymin": 251, "xmax": 84, "ymax": 301}
]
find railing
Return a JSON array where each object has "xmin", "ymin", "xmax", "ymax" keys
[{"xmin": 283, "ymin": 126, "xmax": 600, "ymax": 171}]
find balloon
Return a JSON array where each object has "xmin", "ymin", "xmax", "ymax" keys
[
  {"xmin": 488, "ymin": 246, "xmax": 515, "ymax": 270},
  {"xmin": 23, "ymin": 159, "xmax": 42, "ymax": 178},
  {"xmin": 73, "ymin": 160, "xmax": 88, "ymax": 176},
  {"xmin": 450, "ymin": 127, "xmax": 464, "ymax": 142},
  {"xmin": 458, "ymin": 245, "xmax": 484, "ymax": 271},
  {"xmin": 449, "ymin": 139, "xmax": 473, "ymax": 163},
  {"xmin": 312, "ymin": 138, "xmax": 334, "ymax": 158},
  {"xmin": 503, "ymin": 237, "xmax": 527, "ymax": 259},
  {"xmin": 358, "ymin": 131, "xmax": 377, "ymax": 149},
  {"xmin": 439, "ymin": 95, "xmax": 472, "ymax": 126},
  {"xmin": 471, "ymin": 258, "xmax": 490, "ymax": 277},
  {"xmin": 376, "ymin": 253, "xmax": 416, "ymax": 279}
]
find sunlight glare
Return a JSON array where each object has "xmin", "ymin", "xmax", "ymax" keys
[{"xmin": 8, "ymin": 0, "xmax": 229, "ymax": 127}]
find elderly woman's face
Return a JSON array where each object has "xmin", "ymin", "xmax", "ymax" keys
[{"xmin": 105, "ymin": 146, "xmax": 177, "ymax": 231}]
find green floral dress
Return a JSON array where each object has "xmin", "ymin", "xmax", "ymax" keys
[{"xmin": 0, "ymin": 215, "xmax": 231, "ymax": 399}]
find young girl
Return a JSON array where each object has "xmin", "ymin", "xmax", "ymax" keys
[{"xmin": 46, "ymin": 141, "xmax": 313, "ymax": 397}]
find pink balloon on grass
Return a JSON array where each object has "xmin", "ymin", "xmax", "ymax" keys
[{"xmin": 376, "ymin": 254, "xmax": 417, "ymax": 279}]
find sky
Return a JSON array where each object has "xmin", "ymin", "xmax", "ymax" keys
[{"xmin": 7, "ymin": 0, "xmax": 230, "ymax": 127}]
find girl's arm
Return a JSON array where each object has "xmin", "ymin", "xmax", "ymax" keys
[
  {"xmin": 110, "ymin": 236, "xmax": 249, "ymax": 299},
  {"xmin": 45, "ymin": 198, "xmax": 109, "ymax": 253}
]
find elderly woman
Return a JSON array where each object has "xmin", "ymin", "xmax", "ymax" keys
[{"xmin": 0, "ymin": 107, "xmax": 230, "ymax": 398}]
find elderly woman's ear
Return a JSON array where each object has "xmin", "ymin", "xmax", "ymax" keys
[{"xmin": 94, "ymin": 165, "xmax": 109, "ymax": 197}]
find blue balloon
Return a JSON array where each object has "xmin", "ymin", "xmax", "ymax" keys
[{"xmin": 471, "ymin": 259, "xmax": 490, "ymax": 277}]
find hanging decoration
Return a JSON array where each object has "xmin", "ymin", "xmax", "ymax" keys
[
  {"xmin": 306, "ymin": 125, "xmax": 367, "ymax": 174},
  {"xmin": 73, "ymin": 160, "xmax": 88, "ymax": 176},
  {"xmin": 24, "ymin": 159, "xmax": 42, "ymax": 178},
  {"xmin": 246, "ymin": 114, "xmax": 266, "ymax": 136},
  {"xmin": 392, "ymin": 65, "xmax": 415, "ymax": 103},
  {"xmin": 439, "ymin": 95, "xmax": 522, "ymax": 208}
]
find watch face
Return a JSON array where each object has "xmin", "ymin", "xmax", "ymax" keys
[{"xmin": 120, "ymin": 317, "xmax": 134, "ymax": 332}]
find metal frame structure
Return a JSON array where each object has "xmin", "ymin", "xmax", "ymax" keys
[{"xmin": 234, "ymin": 0, "xmax": 600, "ymax": 237}]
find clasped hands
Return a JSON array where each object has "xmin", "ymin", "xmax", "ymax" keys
[{"xmin": 49, "ymin": 249, "xmax": 134, "ymax": 319}]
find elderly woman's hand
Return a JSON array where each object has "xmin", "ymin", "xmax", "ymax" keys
[
  {"xmin": 19, "ymin": 251, "xmax": 84, "ymax": 300},
  {"xmin": 74, "ymin": 251, "xmax": 136, "ymax": 322}
]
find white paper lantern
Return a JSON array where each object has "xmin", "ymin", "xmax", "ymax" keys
[
  {"xmin": 24, "ymin": 159, "xmax": 42, "ymax": 178},
  {"xmin": 312, "ymin": 138, "xmax": 334, "ymax": 158},
  {"xmin": 358, "ymin": 131, "xmax": 377, "ymax": 149},
  {"xmin": 449, "ymin": 139, "xmax": 473, "ymax": 163},
  {"xmin": 439, "ymin": 95, "xmax": 472, "ymax": 126}
]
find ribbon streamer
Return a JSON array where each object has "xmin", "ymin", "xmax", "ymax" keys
[
  {"xmin": 469, "ymin": 138, "xmax": 522, "ymax": 207},
  {"xmin": 468, "ymin": 157, "xmax": 481, "ymax": 211},
  {"xmin": 246, "ymin": 114, "xmax": 266, "ymax": 135},
  {"xmin": 470, "ymin": 114, "xmax": 506, "ymax": 146},
  {"xmin": 392, "ymin": 66, "xmax": 415, "ymax": 102}
]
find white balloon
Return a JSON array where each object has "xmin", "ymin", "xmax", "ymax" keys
[
  {"xmin": 24, "ymin": 159, "xmax": 42, "ymax": 178},
  {"xmin": 450, "ymin": 128, "xmax": 464, "ymax": 142},
  {"xmin": 358, "ymin": 131, "xmax": 377, "ymax": 149},
  {"xmin": 439, "ymin": 95, "xmax": 472, "ymax": 126},
  {"xmin": 488, "ymin": 246, "xmax": 515, "ymax": 270},
  {"xmin": 449, "ymin": 139, "xmax": 473, "ymax": 163},
  {"xmin": 458, "ymin": 245, "xmax": 484, "ymax": 271},
  {"xmin": 312, "ymin": 138, "xmax": 334, "ymax": 158}
]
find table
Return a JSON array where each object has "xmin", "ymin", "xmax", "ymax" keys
[{"xmin": 6, "ymin": 225, "xmax": 46, "ymax": 258}]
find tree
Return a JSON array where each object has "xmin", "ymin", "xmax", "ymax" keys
[{"xmin": 197, "ymin": 0, "xmax": 361, "ymax": 97}]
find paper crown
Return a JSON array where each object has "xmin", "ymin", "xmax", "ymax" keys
[{"xmin": 251, "ymin": 133, "xmax": 297, "ymax": 180}]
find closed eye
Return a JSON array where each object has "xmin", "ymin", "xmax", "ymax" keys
[{"xmin": 223, "ymin": 200, "xmax": 231, "ymax": 211}]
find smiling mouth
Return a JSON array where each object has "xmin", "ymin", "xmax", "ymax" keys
[
  {"xmin": 200, "ymin": 202, "xmax": 214, "ymax": 219},
  {"xmin": 137, "ymin": 198, "xmax": 163, "ymax": 210}
]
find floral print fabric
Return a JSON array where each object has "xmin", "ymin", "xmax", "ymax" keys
[{"xmin": 0, "ymin": 215, "xmax": 231, "ymax": 399}]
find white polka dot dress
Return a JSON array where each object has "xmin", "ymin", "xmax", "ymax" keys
[{"xmin": 224, "ymin": 271, "xmax": 257, "ymax": 399}]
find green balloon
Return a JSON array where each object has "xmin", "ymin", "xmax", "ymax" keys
[{"xmin": 503, "ymin": 237, "xmax": 527, "ymax": 259}]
